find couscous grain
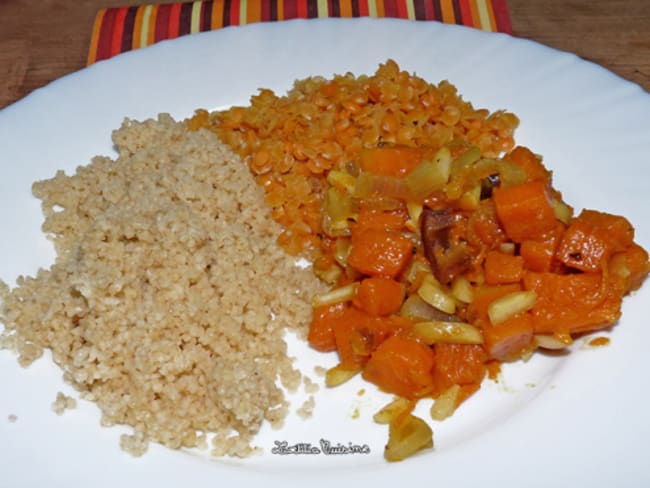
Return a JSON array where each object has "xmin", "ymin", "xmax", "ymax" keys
[
  {"xmin": 296, "ymin": 395, "xmax": 316, "ymax": 419},
  {"xmin": 51, "ymin": 392, "xmax": 77, "ymax": 415},
  {"xmin": 0, "ymin": 115, "xmax": 326, "ymax": 456}
]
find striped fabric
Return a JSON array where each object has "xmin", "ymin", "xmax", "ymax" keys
[{"xmin": 88, "ymin": 0, "xmax": 512, "ymax": 64}]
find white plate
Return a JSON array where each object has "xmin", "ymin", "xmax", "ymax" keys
[{"xmin": 1, "ymin": 17, "xmax": 649, "ymax": 488}]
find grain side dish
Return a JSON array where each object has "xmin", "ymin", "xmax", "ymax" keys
[
  {"xmin": 190, "ymin": 60, "xmax": 650, "ymax": 461},
  {"xmin": 190, "ymin": 60, "xmax": 519, "ymax": 260},
  {"xmin": 0, "ymin": 115, "xmax": 325, "ymax": 457}
]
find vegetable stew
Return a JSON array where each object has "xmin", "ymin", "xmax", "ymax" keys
[{"xmin": 189, "ymin": 60, "xmax": 649, "ymax": 462}]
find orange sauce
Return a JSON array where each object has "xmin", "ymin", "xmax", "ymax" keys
[{"xmin": 588, "ymin": 336, "xmax": 610, "ymax": 347}]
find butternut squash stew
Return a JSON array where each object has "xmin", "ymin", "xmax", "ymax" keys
[{"xmin": 189, "ymin": 60, "xmax": 649, "ymax": 461}]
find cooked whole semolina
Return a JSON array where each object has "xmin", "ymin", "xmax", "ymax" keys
[
  {"xmin": 0, "ymin": 115, "xmax": 326, "ymax": 457},
  {"xmin": 51, "ymin": 391, "xmax": 77, "ymax": 416}
]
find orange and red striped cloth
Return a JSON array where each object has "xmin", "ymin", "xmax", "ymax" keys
[{"xmin": 88, "ymin": 0, "xmax": 511, "ymax": 64}]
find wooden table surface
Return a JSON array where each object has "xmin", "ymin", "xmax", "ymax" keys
[{"xmin": 1, "ymin": 0, "xmax": 649, "ymax": 109}]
